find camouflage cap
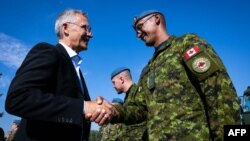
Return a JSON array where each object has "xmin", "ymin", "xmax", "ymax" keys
[
  {"xmin": 133, "ymin": 10, "xmax": 163, "ymax": 28},
  {"xmin": 111, "ymin": 67, "xmax": 130, "ymax": 79}
]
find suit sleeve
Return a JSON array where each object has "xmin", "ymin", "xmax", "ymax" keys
[{"xmin": 5, "ymin": 43, "xmax": 83, "ymax": 126}]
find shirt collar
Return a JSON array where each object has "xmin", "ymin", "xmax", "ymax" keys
[
  {"xmin": 59, "ymin": 42, "xmax": 82, "ymax": 65},
  {"xmin": 59, "ymin": 42, "xmax": 78, "ymax": 58}
]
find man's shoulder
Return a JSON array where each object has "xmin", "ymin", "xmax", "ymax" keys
[
  {"xmin": 130, "ymin": 84, "xmax": 137, "ymax": 91},
  {"xmin": 29, "ymin": 42, "xmax": 55, "ymax": 52},
  {"xmin": 26, "ymin": 42, "xmax": 59, "ymax": 58},
  {"xmin": 175, "ymin": 33, "xmax": 201, "ymax": 42},
  {"xmin": 34, "ymin": 42, "xmax": 54, "ymax": 48},
  {"xmin": 172, "ymin": 33, "xmax": 208, "ymax": 53}
]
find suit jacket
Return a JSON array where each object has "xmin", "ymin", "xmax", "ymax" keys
[{"xmin": 5, "ymin": 43, "xmax": 91, "ymax": 141}]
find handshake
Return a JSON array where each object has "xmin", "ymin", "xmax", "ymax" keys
[{"xmin": 84, "ymin": 96, "xmax": 118, "ymax": 126}]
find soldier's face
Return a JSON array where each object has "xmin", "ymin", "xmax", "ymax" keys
[
  {"xmin": 112, "ymin": 76, "xmax": 123, "ymax": 94},
  {"xmin": 135, "ymin": 14, "xmax": 156, "ymax": 46}
]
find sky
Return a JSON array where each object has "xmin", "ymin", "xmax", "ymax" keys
[{"xmin": 0, "ymin": 0, "xmax": 250, "ymax": 135}]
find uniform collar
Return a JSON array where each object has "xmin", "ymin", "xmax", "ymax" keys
[
  {"xmin": 154, "ymin": 40, "xmax": 166, "ymax": 52},
  {"xmin": 151, "ymin": 36, "xmax": 175, "ymax": 61}
]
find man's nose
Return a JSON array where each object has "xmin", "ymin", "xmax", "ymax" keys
[{"xmin": 87, "ymin": 31, "xmax": 93, "ymax": 38}]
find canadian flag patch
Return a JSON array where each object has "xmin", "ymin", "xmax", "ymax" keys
[{"xmin": 184, "ymin": 46, "xmax": 200, "ymax": 59}]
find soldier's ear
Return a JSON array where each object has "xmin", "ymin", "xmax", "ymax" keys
[
  {"xmin": 155, "ymin": 14, "xmax": 161, "ymax": 25},
  {"xmin": 119, "ymin": 77, "xmax": 125, "ymax": 84}
]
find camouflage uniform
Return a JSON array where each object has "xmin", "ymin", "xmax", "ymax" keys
[
  {"xmin": 101, "ymin": 84, "xmax": 146, "ymax": 141},
  {"xmin": 99, "ymin": 123, "xmax": 123, "ymax": 141},
  {"xmin": 114, "ymin": 34, "xmax": 240, "ymax": 141},
  {"xmin": 121, "ymin": 84, "xmax": 147, "ymax": 141}
]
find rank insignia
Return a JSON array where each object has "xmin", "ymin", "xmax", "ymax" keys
[{"xmin": 192, "ymin": 57, "xmax": 211, "ymax": 73}]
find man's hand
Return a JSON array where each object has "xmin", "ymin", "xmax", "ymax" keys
[{"xmin": 84, "ymin": 96, "xmax": 117, "ymax": 126}]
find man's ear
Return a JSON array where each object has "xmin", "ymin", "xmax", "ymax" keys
[
  {"xmin": 62, "ymin": 23, "xmax": 70, "ymax": 36},
  {"xmin": 119, "ymin": 77, "xmax": 124, "ymax": 84},
  {"xmin": 155, "ymin": 14, "xmax": 161, "ymax": 25}
]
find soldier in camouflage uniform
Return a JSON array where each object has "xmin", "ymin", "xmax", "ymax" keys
[
  {"xmin": 100, "ymin": 67, "xmax": 147, "ymax": 141},
  {"xmin": 113, "ymin": 10, "xmax": 240, "ymax": 141},
  {"xmin": 99, "ymin": 98, "xmax": 124, "ymax": 141}
]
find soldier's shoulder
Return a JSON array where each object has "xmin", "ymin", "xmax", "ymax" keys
[{"xmin": 175, "ymin": 33, "xmax": 201, "ymax": 42}]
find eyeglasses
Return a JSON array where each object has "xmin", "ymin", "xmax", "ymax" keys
[
  {"xmin": 135, "ymin": 14, "xmax": 155, "ymax": 33},
  {"xmin": 66, "ymin": 22, "xmax": 91, "ymax": 32}
]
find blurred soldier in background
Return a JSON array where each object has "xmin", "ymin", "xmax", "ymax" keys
[{"xmin": 100, "ymin": 67, "xmax": 146, "ymax": 141}]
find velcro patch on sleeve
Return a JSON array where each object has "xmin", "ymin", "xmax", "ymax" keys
[
  {"xmin": 192, "ymin": 57, "xmax": 211, "ymax": 73},
  {"xmin": 183, "ymin": 46, "xmax": 220, "ymax": 81}
]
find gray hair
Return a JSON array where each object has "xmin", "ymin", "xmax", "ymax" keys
[{"xmin": 55, "ymin": 9, "xmax": 87, "ymax": 38}]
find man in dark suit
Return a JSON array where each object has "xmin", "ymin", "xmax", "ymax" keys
[{"xmin": 5, "ymin": 9, "xmax": 114, "ymax": 141}]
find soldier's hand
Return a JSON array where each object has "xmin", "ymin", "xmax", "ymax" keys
[{"xmin": 84, "ymin": 96, "xmax": 115, "ymax": 126}]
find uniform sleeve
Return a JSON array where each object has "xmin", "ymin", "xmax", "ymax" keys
[
  {"xmin": 113, "ymin": 94, "xmax": 147, "ymax": 124},
  {"xmin": 182, "ymin": 34, "xmax": 241, "ymax": 140},
  {"xmin": 199, "ymin": 47, "xmax": 240, "ymax": 140},
  {"xmin": 112, "ymin": 84, "xmax": 147, "ymax": 124}
]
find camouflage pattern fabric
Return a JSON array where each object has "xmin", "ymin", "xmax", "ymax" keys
[
  {"xmin": 99, "ymin": 123, "xmax": 123, "ymax": 141},
  {"xmin": 121, "ymin": 84, "xmax": 147, "ymax": 141},
  {"xmin": 101, "ymin": 84, "xmax": 146, "ymax": 141},
  {"xmin": 114, "ymin": 34, "xmax": 240, "ymax": 141}
]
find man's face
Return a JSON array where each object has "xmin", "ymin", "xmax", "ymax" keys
[
  {"xmin": 66, "ymin": 13, "xmax": 93, "ymax": 52},
  {"xmin": 135, "ymin": 14, "xmax": 156, "ymax": 46},
  {"xmin": 112, "ymin": 75, "xmax": 123, "ymax": 94}
]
